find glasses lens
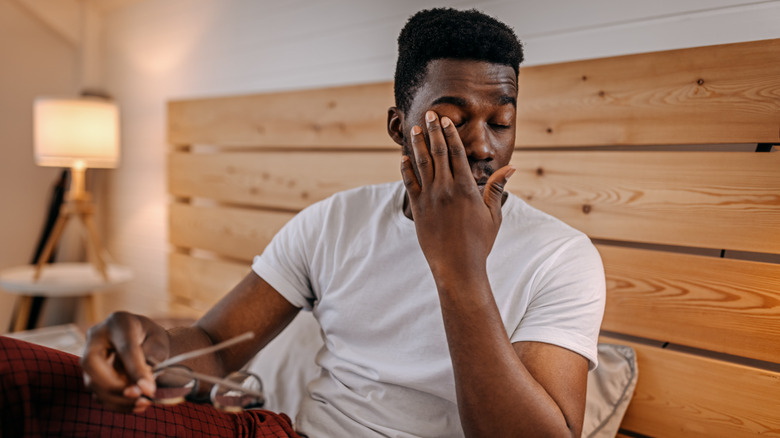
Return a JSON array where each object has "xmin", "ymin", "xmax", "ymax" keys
[
  {"xmin": 153, "ymin": 365, "xmax": 197, "ymax": 404},
  {"xmin": 210, "ymin": 371, "xmax": 264, "ymax": 412}
]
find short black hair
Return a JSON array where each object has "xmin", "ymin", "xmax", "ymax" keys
[{"xmin": 394, "ymin": 8, "xmax": 524, "ymax": 112}]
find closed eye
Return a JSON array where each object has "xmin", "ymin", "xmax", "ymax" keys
[{"xmin": 443, "ymin": 116, "xmax": 465, "ymax": 128}]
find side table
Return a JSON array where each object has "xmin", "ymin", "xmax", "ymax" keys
[{"xmin": 0, "ymin": 263, "xmax": 133, "ymax": 332}]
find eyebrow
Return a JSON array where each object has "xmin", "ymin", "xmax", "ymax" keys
[
  {"xmin": 430, "ymin": 95, "xmax": 516, "ymax": 108},
  {"xmin": 498, "ymin": 95, "xmax": 517, "ymax": 107}
]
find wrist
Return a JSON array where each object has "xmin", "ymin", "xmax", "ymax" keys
[{"xmin": 430, "ymin": 262, "xmax": 489, "ymax": 291}]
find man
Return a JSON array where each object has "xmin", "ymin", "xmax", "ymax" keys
[{"xmin": 1, "ymin": 8, "xmax": 604, "ymax": 437}]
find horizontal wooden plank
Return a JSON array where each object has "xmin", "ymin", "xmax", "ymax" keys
[
  {"xmin": 171, "ymin": 150, "xmax": 780, "ymax": 254},
  {"xmin": 516, "ymin": 38, "xmax": 780, "ymax": 147},
  {"xmin": 599, "ymin": 245, "xmax": 780, "ymax": 363},
  {"xmin": 169, "ymin": 151, "xmax": 400, "ymax": 210},
  {"xmin": 507, "ymin": 151, "xmax": 780, "ymax": 253},
  {"xmin": 601, "ymin": 336, "xmax": 780, "ymax": 437},
  {"xmin": 169, "ymin": 203, "xmax": 295, "ymax": 261},
  {"xmin": 168, "ymin": 252, "xmax": 249, "ymax": 310},
  {"xmin": 168, "ymin": 81, "xmax": 396, "ymax": 148},
  {"xmin": 169, "ymin": 39, "xmax": 780, "ymax": 150}
]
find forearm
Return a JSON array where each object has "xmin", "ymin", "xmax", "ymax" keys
[
  {"xmin": 436, "ymin": 273, "xmax": 574, "ymax": 438},
  {"xmin": 156, "ymin": 274, "xmax": 298, "ymax": 379},
  {"xmin": 165, "ymin": 325, "xmax": 227, "ymax": 376}
]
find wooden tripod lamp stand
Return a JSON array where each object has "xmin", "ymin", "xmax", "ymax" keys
[{"xmin": 33, "ymin": 97, "xmax": 120, "ymax": 282}]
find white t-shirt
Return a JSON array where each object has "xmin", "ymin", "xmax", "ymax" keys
[{"xmin": 252, "ymin": 181, "xmax": 605, "ymax": 438}]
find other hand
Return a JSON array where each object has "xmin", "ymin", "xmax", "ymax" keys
[{"xmin": 80, "ymin": 311, "xmax": 169, "ymax": 413}]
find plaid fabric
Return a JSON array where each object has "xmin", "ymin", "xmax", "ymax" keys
[{"xmin": 0, "ymin": 336, "xmax": 301, "ymax": 438}]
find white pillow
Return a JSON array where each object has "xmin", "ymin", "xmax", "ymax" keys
[
  {"xmin": 582, "ymin": 343, "xmax": 638, "ymax": 438},
  {"xmin": 245, "ymin": 312, "xmax": 638, "ymax": 437},
  {"xmin": 243, "ymin": 311, "xmax": 322, "ymax": 416}
]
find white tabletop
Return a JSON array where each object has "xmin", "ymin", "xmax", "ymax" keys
[{"xmin": 0, "ymin": 263, "xmax": 133, "ymax": 297}]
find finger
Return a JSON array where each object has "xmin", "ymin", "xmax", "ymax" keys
[
  {"xmin": 440, "ymin": 116, "xmax": 470, "ymax": 182},
  {"xmin": 82, "ymin": 359, "xmax": 139, "ymax": 412},
  {"xmin": 81, "ymin": 327, "xmax": 132, "ymax": 394},
  {"xmin": 108, "ymin": 316, "xmax": 157, "ymax": 398},
  {"xmin": 133, "ymin": 397, "xmax": 153, "ymax": 414},
  {"xmin": 484, "ymin": 165, "xmax": 516, "ymax": 220},
  {"xmin": 91, "ymin": 387, "xmax": 139, "ymax": 412},
  {"xmin": 400, "ymin": 155, "xmax": 421, "ymax": 199},
  {"xmin": 410, "ymin": 125, "xmax": 433, "ymax": 186},
  {"xmin": 424, "ymin": 111, "xmax": 451, "ymax": 182}
]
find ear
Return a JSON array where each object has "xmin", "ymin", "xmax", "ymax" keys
[{"xmin": 387, "ymin": 106, "xmax": 405, "ymax": 147}]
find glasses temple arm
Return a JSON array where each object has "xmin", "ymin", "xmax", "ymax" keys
[{"xmin": 153, "ymin": 331, "xmax": 255, "ymax": 370}]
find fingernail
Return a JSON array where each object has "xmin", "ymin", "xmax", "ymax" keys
[
  {"xmin": 137, "ymin": 378, "xmax": 156, "ymax": 396},
  {"xmin": 124, "ymin": 385, "xmax": 142, "ymax": 398},
  {"xmin": 425, "ymin": 111, "xmax": 436, "ymax": 123},
  {"xmin": 411, "ymin": 126, "xmax": 422, "ymax": 136},
  {"xmin": 441, "ymin": 117, "xmax": 451, "ymax": 128},
  {"xmin": 506, "ymin": 167, "xmax": 516, "ymax": 179}
]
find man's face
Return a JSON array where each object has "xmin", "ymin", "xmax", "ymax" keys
[{"xmin": 391, "ymin": 59, "xmax": 518, "ymax": 195}]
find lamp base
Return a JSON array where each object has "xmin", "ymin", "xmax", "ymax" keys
[{"xmin": 33, "ymin": 196, "xmax": 109, "ymax": 282}]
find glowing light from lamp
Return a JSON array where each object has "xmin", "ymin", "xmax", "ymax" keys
[{"xmin": 34, "ymin": 98, "xmax": 120, "ymax": 169}]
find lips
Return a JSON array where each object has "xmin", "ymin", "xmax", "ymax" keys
[
  {"xmin": 471, "ymin": 162, "xmax": 493, "ymax": 191},
  {"xmin": 475, "ymin": 177, "xmax": 488, "ymax": 195},
  {"xmin": 471, "ymin": 161, "xmax": 493, "ymax": 185}
]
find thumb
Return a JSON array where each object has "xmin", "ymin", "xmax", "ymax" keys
[{"xmin": 483, "ymin": 165, "xmax": 515, "ymax": 219}]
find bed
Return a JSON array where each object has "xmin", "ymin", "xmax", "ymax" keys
[{"xmin": 166, "ymin": 38, "xmax": 780, "ymax": 437}]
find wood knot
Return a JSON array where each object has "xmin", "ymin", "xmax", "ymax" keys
[
  {"xmin": 697, "ymin": 78, "xmax": 704, "ymax": 86},
  {"xmin": 598, "ymin": 90, "xmax": 605, "ymax": 97},
  {"xmin": 582, "ymin": 204, "xmax": 592, "ymax": 214},
  {"xmin": 536, "ymin": 167, "xmax": 544, "ymax": 176},
  {"xmin": 581, "ymin": 75, "xmax": 588, "ymax": 81},
  {"xmin": 546, "ymin": 127, "xmax": 553, "ymax": 134}
]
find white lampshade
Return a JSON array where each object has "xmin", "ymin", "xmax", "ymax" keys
[{"xmin": 34, "ymin": 97, "xmax": 120, "ymax": 169}]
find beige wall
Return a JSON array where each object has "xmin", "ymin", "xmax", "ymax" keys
[{"xmin": 0, "ymin": 0, "xmax": 80, "ymax": 331}]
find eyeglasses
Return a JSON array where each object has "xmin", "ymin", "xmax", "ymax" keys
[{"xmin": 147, "ymin": 332, "xmax": 265, "ymax": 412}]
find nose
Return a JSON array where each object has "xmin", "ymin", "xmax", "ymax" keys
[{"xmin": 461, "ymin": 124, "xmax": 494, "ymax": 161}]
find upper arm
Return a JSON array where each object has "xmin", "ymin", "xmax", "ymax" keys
[
  {"xmin": 513, "ymin": 341, "xmax": 590, "ymax": 436},
  {"xmin": 197, "ymin": 270, "xmax": 301, "ymax": 373}
]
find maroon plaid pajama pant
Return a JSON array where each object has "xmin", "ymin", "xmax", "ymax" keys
[{"xmin": 0, "ymin": 336, "xmax": 301, "ymax": 437}]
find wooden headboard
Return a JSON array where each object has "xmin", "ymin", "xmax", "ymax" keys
[{"xmin": 167, "ymin": 38, "xmax": 780, "ymax": 437}]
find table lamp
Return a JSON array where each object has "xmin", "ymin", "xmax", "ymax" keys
[{"xmin": 32, "ymin": 97, "xmax": 120, "ymax": 282}]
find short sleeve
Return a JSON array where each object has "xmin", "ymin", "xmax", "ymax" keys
[
  {"xmin": 251, "ymin": 203, "xmax": 323, "ymax": 311},
  {"xmin": 511, "ymin": 237, "xmax": 606, "ymax": 370}
]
